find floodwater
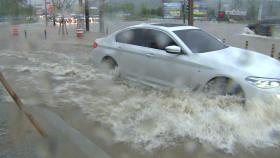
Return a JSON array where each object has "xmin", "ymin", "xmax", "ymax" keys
[{"xmin": 1, "ymin": 21, "xmax": 280, "ymax": 158}]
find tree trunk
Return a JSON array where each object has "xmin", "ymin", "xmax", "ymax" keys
[
  {"xmin": 53, "ymin": 14, "xmax": 56, "ymax": 26},
  {"xmin": 99, "ymin": 0, "xmax": 105, "ymax": 33},
  {"xmin": 85, "ymin": 0, "xmax": 89, "ymax": 31},
  {"xmin": 188, "ymin": 0, "xmax": 194, "ymax": 26}
]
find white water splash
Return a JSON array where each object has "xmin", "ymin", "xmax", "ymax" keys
[{"xmin": 1, "ymin": 49, "xmax": 280, "ymax": 153}]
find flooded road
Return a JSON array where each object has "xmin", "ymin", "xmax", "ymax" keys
[{"xmin": 1, "ymin": 21, "xmax": 280, "ymax": 158}]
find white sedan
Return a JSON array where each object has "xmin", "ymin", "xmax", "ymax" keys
[{"xmin": 91, "ymin": 23, "xmax": 280, "ymax": 102}]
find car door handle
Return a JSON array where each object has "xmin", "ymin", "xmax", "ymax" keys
[{"xmin": 145, "ymin": 53, "xmax": 155, "ymax": 58}]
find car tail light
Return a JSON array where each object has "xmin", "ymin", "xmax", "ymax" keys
[{"xmin": 92, "ymin": 41, "xmax": 98, "ymax": 48}]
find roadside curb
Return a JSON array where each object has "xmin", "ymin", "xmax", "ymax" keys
[
  {"xmin": 55, "ymin": 41, "xmax": 92, "ymax": 47},
  {"xmin": 29, "ymin": 106, "xmax": 112, "ymax": 158}
]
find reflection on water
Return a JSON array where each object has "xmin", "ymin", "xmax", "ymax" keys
[{"xmin": 0, "ymin": 49, "xmax": 280, "ymax": 155}]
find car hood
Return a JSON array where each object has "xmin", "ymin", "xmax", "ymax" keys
[{"xmin": 200, "ymin": 46, "xmax": 280, "ymax": 78}]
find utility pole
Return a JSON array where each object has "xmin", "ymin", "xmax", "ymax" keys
[
  {"xmin": 85, "ymin": 0, "xmax": 89, "ymax": 31},
  {"xmin": 79, "ymin": 0, "xmax": 83, "ymax": 7},
  {"xmin": 99, "ymin": 0, "xmax": 105, "ymax": 33},
  {"xmin": 52, "ymin": 3, "xmax": 56, "ymax": 26},
  {"xmin": 188, "ymin": 0, "xmax": 193, "ymax": 26},
  {"xmin": 258, "ymin": 1, "xmax": 263, "ymax": 21},
  {"xmin": 218, "ymin": 0, "xmax": 222, "ymax": 12},
  {"xmin": 183, "ymin": 0, "xmax": 186, "ymax": 24},
  {"xmin": 44, "ymin": 0, "xmax": 48, "ymax": 26}
]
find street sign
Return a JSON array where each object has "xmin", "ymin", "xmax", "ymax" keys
[
  {"xmin": 48, "ymin": 4, "xmax": 54, "ymax": 13},
  {"xmin": 163, "ymin": 2, "xmax": 182, "ymax": 19}
]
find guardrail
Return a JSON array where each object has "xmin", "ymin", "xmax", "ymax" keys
[{"xmin": 222, "ymin": 38, "xmax": 280, "ymax": 60}]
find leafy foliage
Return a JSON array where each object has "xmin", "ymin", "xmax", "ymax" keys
[
  {"xmin": 105, "ymin": 2, "xmax": 134, "ymax": 14},
  {"xmin": 0, "ymin": 0, "xmax": 33, "ymax": 16},
  {"xmin": 246, "ymin": 1, "xmax": 258, "ymax": 21},
  {"xmin": 140, "ymin": 4, "xmax": 163, "ymax": 17},
  {"xmin": 51, "ymin": 0, "xmax": 75, "ymax": 11}
]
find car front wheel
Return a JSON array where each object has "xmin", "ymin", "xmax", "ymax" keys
[{"xmin": 204, "ymin": 77, "xmax": 245, "ymax": 104}]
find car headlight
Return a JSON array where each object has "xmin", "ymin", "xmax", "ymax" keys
[{"xmin": 246, "ymin": 76, "xmax": 280, "ymax": 89}]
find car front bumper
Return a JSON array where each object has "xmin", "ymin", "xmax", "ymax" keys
[{"xmin": 244, "ymin": 83, "xmax": 280, "ymax": 104}]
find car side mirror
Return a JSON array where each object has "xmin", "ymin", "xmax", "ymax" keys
[{"xmin": 165, "ymin": 45, "xmax": 182, "ymax": 54}]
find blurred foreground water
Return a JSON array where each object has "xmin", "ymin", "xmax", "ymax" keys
[
  {"xmin": 1, "ymin": 46, "xmax": 280, "ymax": 157},
  {"xmin": 0, "ymin": 21, "xmax": 280, "ymax": 158}
]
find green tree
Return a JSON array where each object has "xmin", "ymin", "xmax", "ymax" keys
[
  {"xmin": 207, "ymin": 8, "xmax": 215, "ymax": 18},
  {"xmin": 246, "ymin": 1, "xmax": 258, "ymax": 21},
  {"xmin": 50, "ymin": 0, "xmax": 75, "ymax": 26},
  {"xmin": 140, "ymin": 4, "xmax": 149, "ymax": 16},
  {"xmin": 231, "ymin": 0, "xmax": 243, "ymax": 10},
  {"xmin": 120, "ymin": 3, "xmax": 134, "ymax": 14},
  {"xmin": 156, "ymin": 6, "xmax": 163, "ymax": 17},
  {"xmin": 104, "ymin": 3, "xmax": 113, "ymax": 13},
  {"xmin": 0, "ymin": 0, "xmax": 33, "ymax": 16}
]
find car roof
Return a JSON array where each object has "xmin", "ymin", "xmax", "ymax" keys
[
  {"xmin": 152, "ymin": 23, "xmax": 186, "ymax": 27},
  {"xmin": 127, "ymin": 23, "xmax": 199, "ymax": 32}
]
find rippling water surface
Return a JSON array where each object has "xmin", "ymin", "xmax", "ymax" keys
[{"xmin": 1, "ymin": 48, "xmax": 280, "ymax": 155}]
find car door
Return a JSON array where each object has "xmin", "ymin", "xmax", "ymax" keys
[
  {"xmin": 115, "ymin": 28, "xmax": 157, "ymax": 81},
  {"xmin": 141, "ymin": 29, "xmax": 197, "ymax": 88}
]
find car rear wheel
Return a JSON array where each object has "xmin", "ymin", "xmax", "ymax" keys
[
  {"xmin": 204, "ymin": 77, "xmax": 245, "ymax": 103},
  {"xmin": 102, "ymin": 57, "xmax": 117, "ymax": 69},
  {"xmin": 101, "ymin": 57, "xmax": 120, "ymax": 77}
]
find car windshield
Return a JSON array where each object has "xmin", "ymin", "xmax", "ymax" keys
[{"xmin": 174, "ymin": 29, "xmax": 228, "ymax": 53}]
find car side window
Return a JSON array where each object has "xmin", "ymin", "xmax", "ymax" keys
[
  {"xmin": 115, "ymin": 29, "xmax": 177, "ymax": 50},
  {"xmin": 115, "ymin": 29, "xmax": 148, "ymax": 47},
  {"xmin": 148, "ymin": 30, "xmax": 177, "ymax": 50},
  {"xmin": 115, "ymin": 29, "xmax": 135, "ymax": 44},
  {"xmin": 131, "ymin": 29, "xmax": 150, "ymax": 47}
]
